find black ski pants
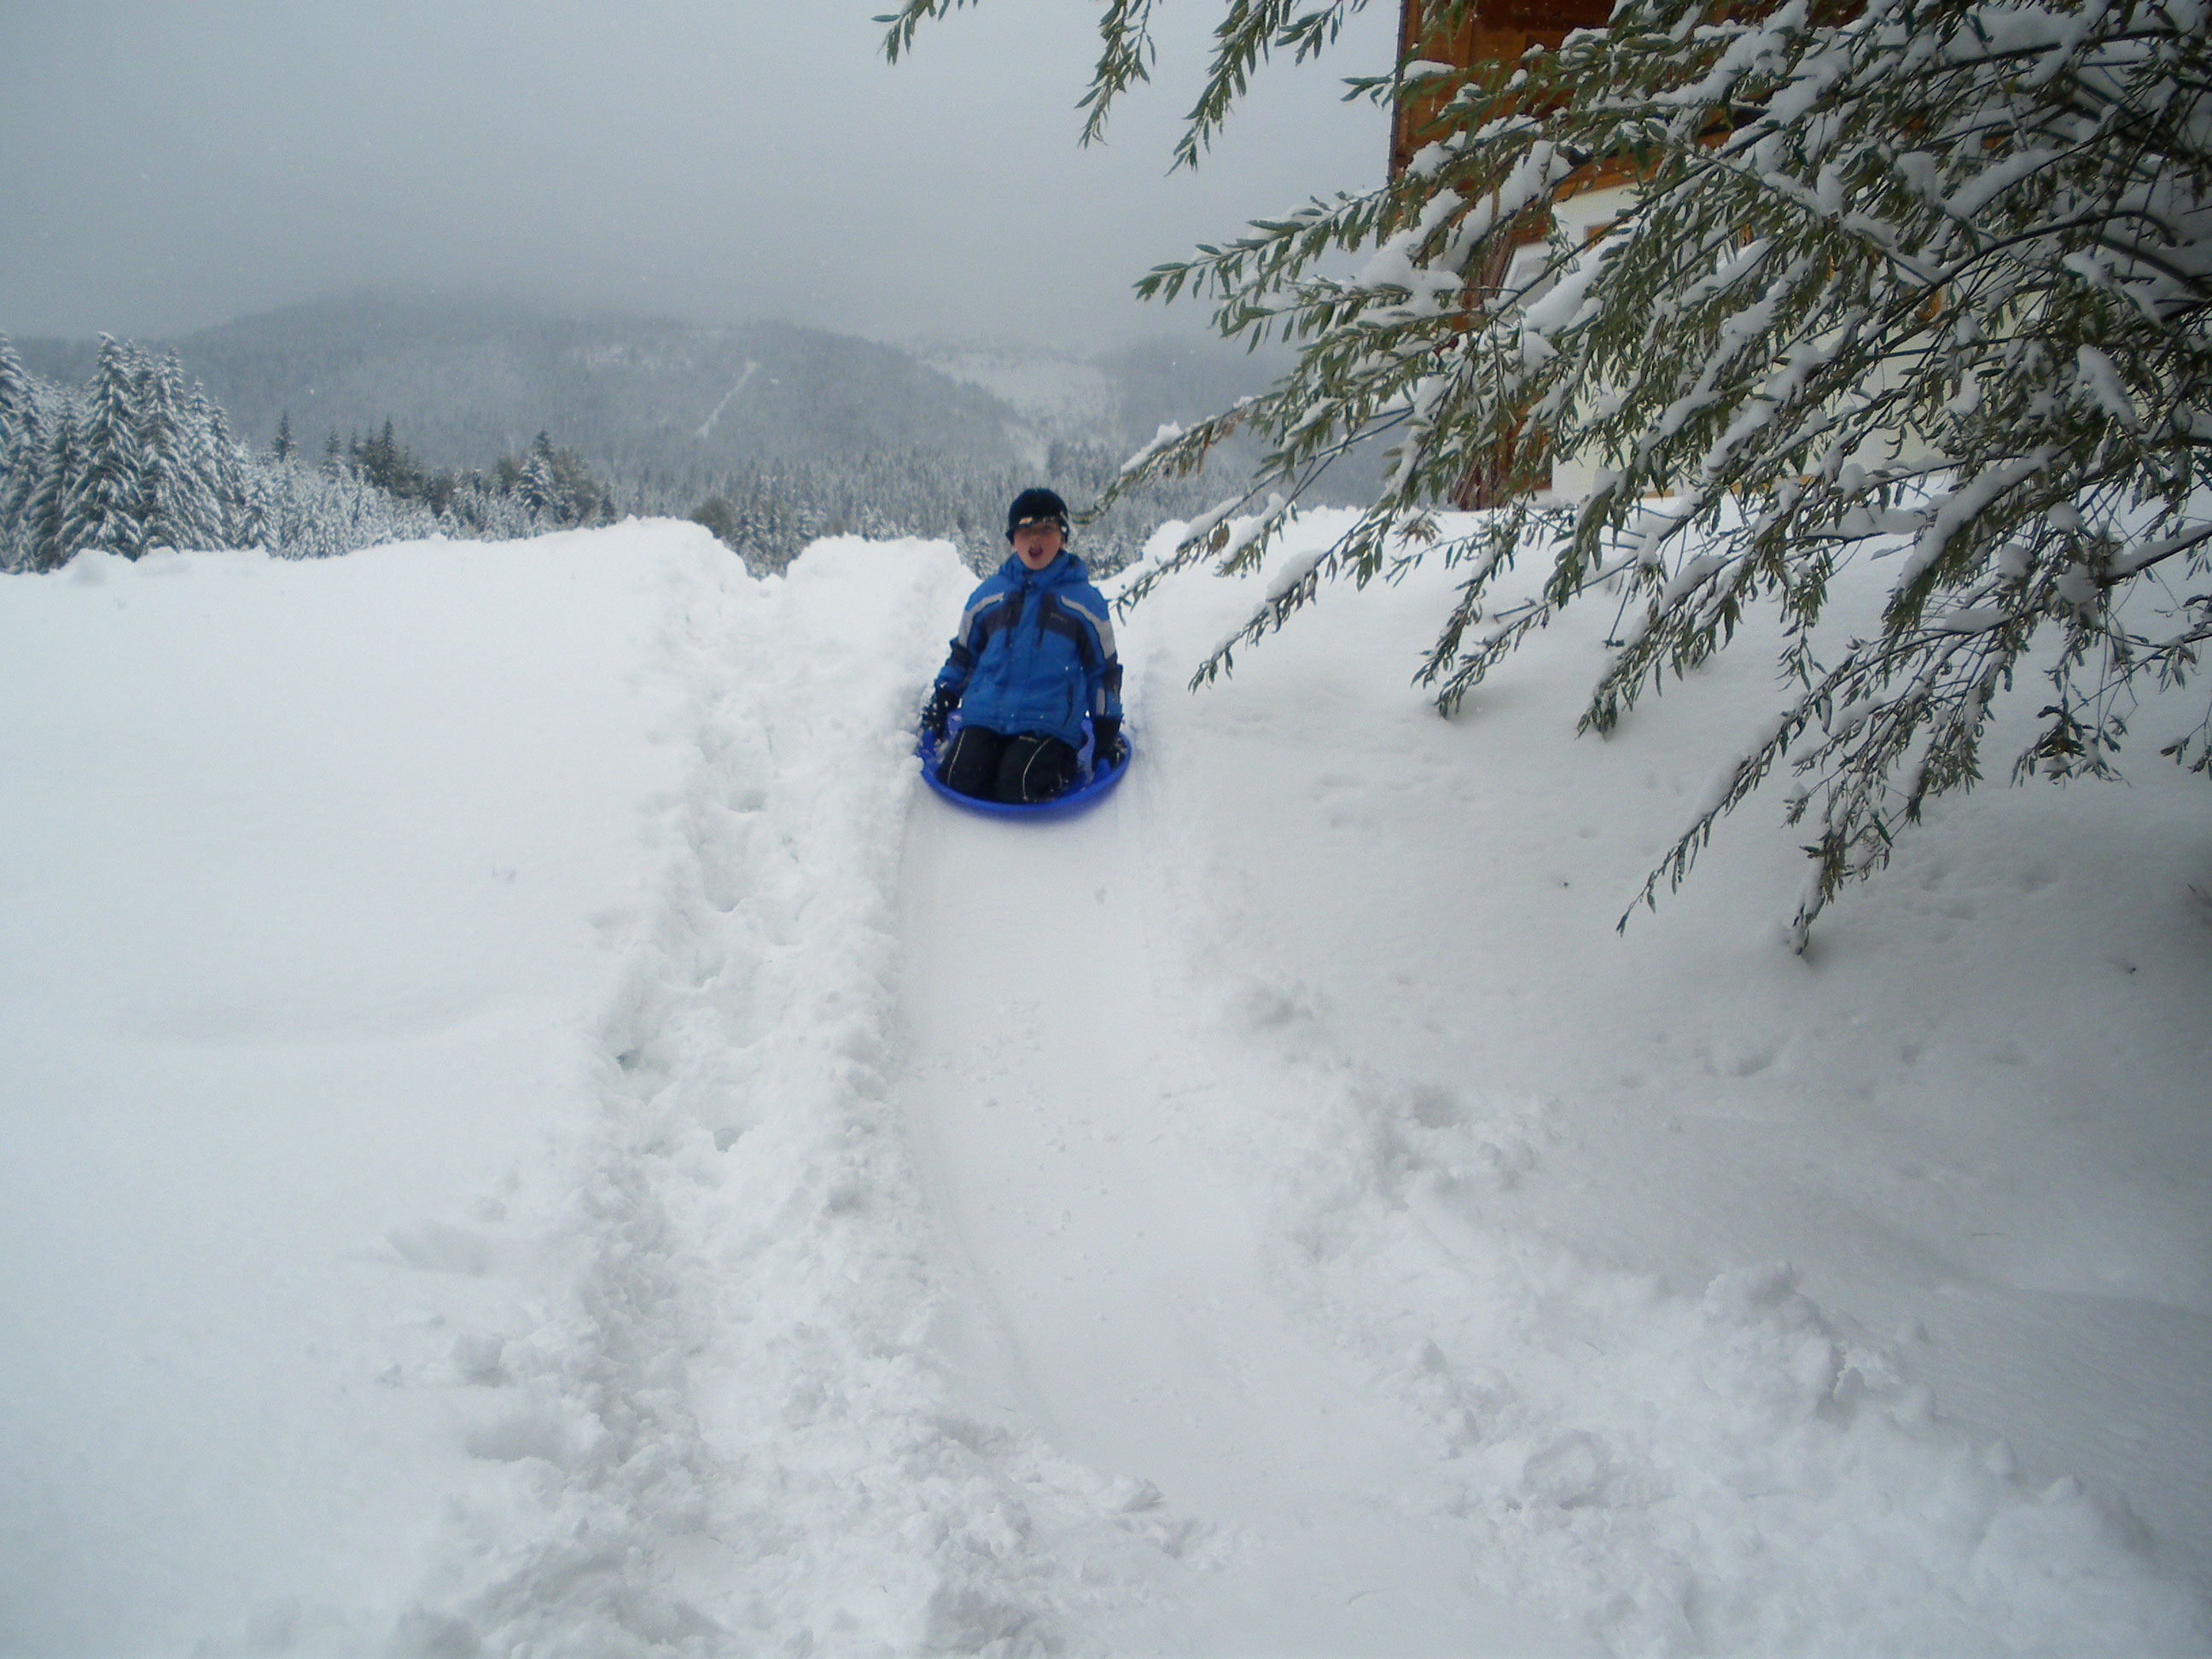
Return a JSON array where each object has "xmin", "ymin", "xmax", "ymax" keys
[{"xmin": 940, "ymin": 725, "xmax": 1079, "ymax": 804}]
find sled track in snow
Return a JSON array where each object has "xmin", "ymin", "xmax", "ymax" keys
[{"xmin": 894, "ymin": 766, "xmax": 1584, "ymax": 1654}]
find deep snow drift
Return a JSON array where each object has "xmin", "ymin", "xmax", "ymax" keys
[{"xmin": 0, "ymin": 519, "xmax": 2205, "ymax": 1656}]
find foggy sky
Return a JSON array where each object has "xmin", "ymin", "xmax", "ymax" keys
[{"xmin": 0, "ymin": 2, "xmax": 1398, "ymax": 349}]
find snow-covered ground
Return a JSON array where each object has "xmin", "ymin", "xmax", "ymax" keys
[{"xmin": 1, "ymin": 517, "xmax": 2206, "ymax": 1656}]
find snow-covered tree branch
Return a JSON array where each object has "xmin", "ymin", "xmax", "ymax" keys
[{"xmin": 885, "ymin": 0, "xmax": 2212, "ymax": 944}]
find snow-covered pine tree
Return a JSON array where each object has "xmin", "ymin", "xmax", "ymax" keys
[
  {"xmin": 133, "ymin": 352, "xmax": 180, "ymax": 544},
  {"xmin": 272, "ymin": 411, "xmax": 295, "ymax": 464},
  {"xmin": 24, "ymin": 407, "xmax": 81, "ymax": 573},
  {"xmin": 136, "ymin": 351, "xmax": 223, "ymax": 554},
  {"xmin": 0, "ymin": 334, "xmax": 32, "ymax": 461},
  {"xmin": 518, "ymin": 432, "xmax": 559, "ymax": 521},
  {"xmin": 189, "ymin": 382, "xmax": 248, "ymax": 549},
  {"xmin": 66, "ymin": 336, "xmax": 149, "ymax": 561},
  {"xmin": 0, "ymin": 335, "xmax": 42, "ymax": 567},
  {"xmin": 232, "ymin": 454, "xmax": 273, "ymax": 553},
  {"xmin": 258, "ymin": 460, "xmax": 306, "ymax": 556},
  {"xmin": 885, "ymin": 0, "xmax": 2212, "ymax": 943}
]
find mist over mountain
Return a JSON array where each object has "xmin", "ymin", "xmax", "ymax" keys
[
  {"xmin": 919, "ymin": 337, "xmax": 1295, "ymax": 457},
  {"xmin": 13, "ymin": 293, "xmax": 1300, "ymax": 489},
  {"xmin": 16, "ymin": 294, "xmax": 1025, "ymax": 482},
  {"xmin": 9, "ymin": 292, "xmax": 1321, "ymax": 574}
]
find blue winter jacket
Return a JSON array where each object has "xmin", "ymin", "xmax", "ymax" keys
[{"xmin": 934, "ymin": 551, "xmax": 1121, "ymax": 751}]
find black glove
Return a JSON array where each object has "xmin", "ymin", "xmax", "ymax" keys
[
  {"xmin": 920, "ymin": 683, "xmax": 958, "ymax": 740},
  {"xmin": 1091, "ymin": 716, "xmax": 1125, "ymax": 769}
]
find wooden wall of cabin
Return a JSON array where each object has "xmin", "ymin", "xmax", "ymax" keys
[
  {"xmin": 1388, "ymin": 0, "xmax": 1613, "ymax": 178},
  {"xmin": 1388, "ymin": 0, "xmax": 1619, "ymax": 505}
]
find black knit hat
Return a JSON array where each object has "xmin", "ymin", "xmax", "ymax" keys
[{"xmin": 1006, "ymin": 487, "xmax": 1070, "ymax": 541}]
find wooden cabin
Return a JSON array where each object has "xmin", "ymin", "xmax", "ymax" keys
[
  {"xmin": 1390, "ymin": 0, "xmax": 1630, "ymax": 504},
  {"xmin": 1388, "ymin": 0, "xmax": 1615, "ymax": 179}
]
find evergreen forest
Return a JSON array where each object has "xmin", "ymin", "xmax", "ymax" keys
[{"xmin": 3, "ymin": 296, "xmax": 1286, "ymax": 578}]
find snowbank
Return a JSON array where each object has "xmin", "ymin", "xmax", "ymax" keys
[
  {"xmin": 1118, "ymin": 507, "xmax": 2212, "ymax": 1652},
  {"xmin": 0, "ymin": 529, "xmax": 714, "ymax": 1653}
]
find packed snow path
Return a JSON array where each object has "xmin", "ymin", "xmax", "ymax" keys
[{"xmin": 896, "ymin": 781, "xmax": 1586, "ymax": 1655}]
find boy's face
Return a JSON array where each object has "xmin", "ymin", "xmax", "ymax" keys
[{"xmin": 1012, "ymin": 521, "xmax": 1064, "ymax": 569}]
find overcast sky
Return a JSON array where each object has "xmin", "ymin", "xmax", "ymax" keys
[{"xmin": 0, "ymin": 2, "xmax": 1398, "ymax": 349}]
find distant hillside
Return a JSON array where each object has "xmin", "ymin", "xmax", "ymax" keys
[
  {"xmin": 9, "ymin": 294, "xmax": 1368, "ymax": 573},
  {"xmin": 918, "ymin": 336, "xmax": 1304, "ymax": 475},
  {"xmin": 15, "ymin": 294, "xmax": 1027, "ymax": 484}
]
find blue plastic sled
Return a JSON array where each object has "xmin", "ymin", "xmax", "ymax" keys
[{"xmin": 917, "ymin": 713, "xmax": 1132, "ymax": 820}]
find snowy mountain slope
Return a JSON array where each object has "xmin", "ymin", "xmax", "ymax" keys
[
  {"xmin": 913, "ymin": 338, "xmax": 1301, "ymax": 493},
  {"xmin": 16, "ymin": 295, "xmax": 1027, "ymax": 473},
  {"xmin": 920, "ymin": 346, "xmax": 1115, "ymax": 474},
  {"xmin": 0, "ymin": 519, "xmax": 2205, "ymax": 1656},
  {"xmin": 921, "ymin": 346, "xmax": 1119, "ymax": 428}
]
